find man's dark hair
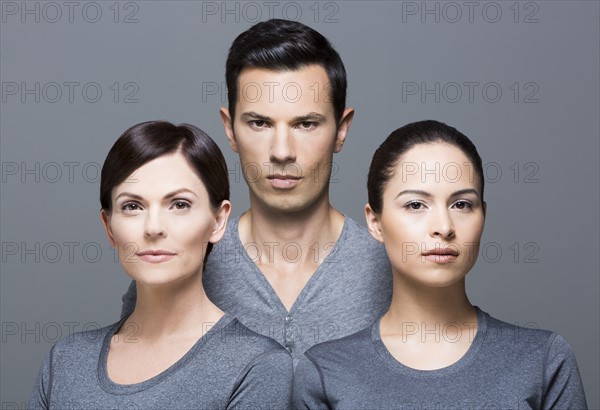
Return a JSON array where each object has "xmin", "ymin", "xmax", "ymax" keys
[{"xmin": 225, "ymin": 19, "xmax": 347, "ymax": 124}]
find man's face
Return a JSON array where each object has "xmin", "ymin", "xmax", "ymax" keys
[{"xmin": 221, "ymin": 64, "xmax": 353, "ymax": 214}]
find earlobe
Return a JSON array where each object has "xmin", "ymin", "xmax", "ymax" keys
[
  {"xmin": 219, "ymin": 108, "xmax": 238, "ymax": 153},
  {"xmin": 209, "ymin": 200, "xmax": 232, "ymax": 244},
  {"xmin": 364, "ymin": 203, "xmax": 384, "ymax": 243},
  {"xmin": 334, "ymin": 107, "xmax": 355, "ymax": 153},
  {"xmin": 100, "ymin": 210, "xmax": 116, "ymax": 247}
]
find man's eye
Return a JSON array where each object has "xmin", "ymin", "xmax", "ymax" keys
[
  {"xmin": 298, "ymin": 121, "xmax": 317, "ymax": 130},
  {"xmin": 250, "ymin": 120, "xmax": 266, "ymax": 128}
]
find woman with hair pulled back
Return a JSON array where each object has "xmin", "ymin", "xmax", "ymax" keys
[
  {"xmin": 29, "ymin": 121, "xmax": 293, "ymax": 409},
  {"xmin": 292, "ymin": 120, "xmax": 587, "ymax": 409}
]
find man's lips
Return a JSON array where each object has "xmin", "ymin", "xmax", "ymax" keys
[
  {"xmin": 267, "ymin": 174, "xmax": 302, "ymax": 188},
  {"xmin": 267, "ymin": 174, "xmax": 302, "ymax": 180},
  {"xmin": 136, "ymin": 250, "xmax": 176, "ymax": 263}
]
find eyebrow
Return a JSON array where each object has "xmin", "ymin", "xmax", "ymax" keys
[
  {"xmin": 395, "ymin": 189, "xmax": 432, "ymax": 200},
  {"xmin": 240, "ymin": 112, "xmax": 271, "ymax": 122},
  {"xmin": 115, "ymin": 188, "xmax": 198, "ymax": 202},
  {"xmin": 395, "ymin": 188, "xmax": 480, "ymax": 200},
  {"xmin": 239, "ymin": 111, "xmax": 327, "ymax": 123},
  {"xmin": 451, "ymin": 189, "xmax": 480, "ymax": 198},
  {"xmin": 293, "ymin": 112, "xmax": 327, "ymax": 123}
]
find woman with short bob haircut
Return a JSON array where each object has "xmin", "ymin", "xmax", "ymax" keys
[
  {"xmin": 292, "ymin": 120, "xmax": 587, "ymax": 409},
  {"xmin": 29, "ymin": 121, "xmax": 293, "ymax": 409}
]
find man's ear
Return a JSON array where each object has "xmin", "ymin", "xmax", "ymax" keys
[
  {"xmin": 219, "ymin": 107, "xmax": 238, "ymax": 153},
  {"xmin": 100, "ymin": 210, "xmax": 116, "ymax": 247},
  {"xmin": 365, "ymin": 203, "xmax": 384, "ymax": 243},
  {"xmin": 209, "ymin": 200, "xmax": 232, "ymax": 244},
  {"xmin": 333, "ymin": 107, "xmax": 355, "ymax": 153}
]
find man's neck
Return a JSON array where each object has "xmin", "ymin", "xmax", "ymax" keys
[
  {"xmin": 239, "ymin": 197, "xmax": 346, "ymax": 266},
  {"xmin": 236, "ymin": 196, "xmax": 346, "ymax": 310}
]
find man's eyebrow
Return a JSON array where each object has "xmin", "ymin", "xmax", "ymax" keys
[
  {"xmin": 292, "ymin": 113, "xmax": 327, "ymax": 123},
  {"xmin": 240, "ymin": 112, "xmax": 271, "ymax": 122}
]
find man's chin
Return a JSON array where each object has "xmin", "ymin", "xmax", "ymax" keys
[{"xmin": 257, "ymin": 195, "xmax": 317, "ymax": 214}]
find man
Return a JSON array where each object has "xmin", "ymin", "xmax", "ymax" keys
[{"xmin": 122, "ymin": 19, "xmax": 391, "ymax": 365}]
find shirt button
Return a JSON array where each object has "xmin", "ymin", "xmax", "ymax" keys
[
  {"xmin": 285, "ymin": 315, "xmax": 292, "ymax": 323},
  {"xmin": 286, "ymin": 346, "xmax": 292, "ymax": 353},
  {"xmin": 285, "ymin": 331, "xmax": 294, "ymax": 340}
]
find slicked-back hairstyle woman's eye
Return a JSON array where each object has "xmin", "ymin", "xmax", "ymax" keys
[
  {"xmin": 225, "ymin": 19, "xmax": 347, "ymax": 125},
  {"xmin": 367, "ymin": 120, "xmax": 484, "ymax": 214},
  {"xmin": 100, "ymin": 121, "xmax": 230, "ymax": 260}
]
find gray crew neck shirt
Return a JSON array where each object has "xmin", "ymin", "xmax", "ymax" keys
[
  {"xmin": 29, "ymin": 314, "xmax": 293, "ymax": 409},
  {"xmin": 292, "ymin": 307, "xmax": 588, "ymax": 409},
  {"xmin": 122, "ymin": 216, "xmax": 393, "ymax": 366}
]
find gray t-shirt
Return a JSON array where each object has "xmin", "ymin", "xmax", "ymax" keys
[
  {"xmin": 292, "ymin": 307, "xmax": 588, "ymax": 409},
  {"xmin": 122, "ymin": 216, "xmax": 393, "ymax": 365},
  {"xmin": 29, "ymin": 314, "xmax": 293, "ymax": 409}
]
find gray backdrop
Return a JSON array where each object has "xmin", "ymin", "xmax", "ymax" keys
[{"xmin": 1, "ymin": 1, "xmax": 599, "ymax": 407}]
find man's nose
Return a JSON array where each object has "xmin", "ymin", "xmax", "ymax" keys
[{"xmin": 270, "ymin": 127, "xmax": 296, "ymax": 164}]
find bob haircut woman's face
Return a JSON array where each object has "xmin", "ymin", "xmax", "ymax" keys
[
  {"xmin": 99, "ymin": 121, "xmax": 231, "ymax": 264},
  {"xmin": 366, "ymin": 142, "xmax": 486, "ymax": 289},
  {"xmin": 101, "ymin": 152, "xmax": 229, "ymax": 287}
]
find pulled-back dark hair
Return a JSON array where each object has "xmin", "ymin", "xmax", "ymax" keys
[
  {"xmin": 225, "ymin": 19, "xmax": 347, "ymax": 124},
  {"xmin": 100, "ymin": 121, "xmax": 230, "ymax": 259},
  {"xmin": 368, "ymin": 120, "xmax": 484, "ymax": 214}
]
